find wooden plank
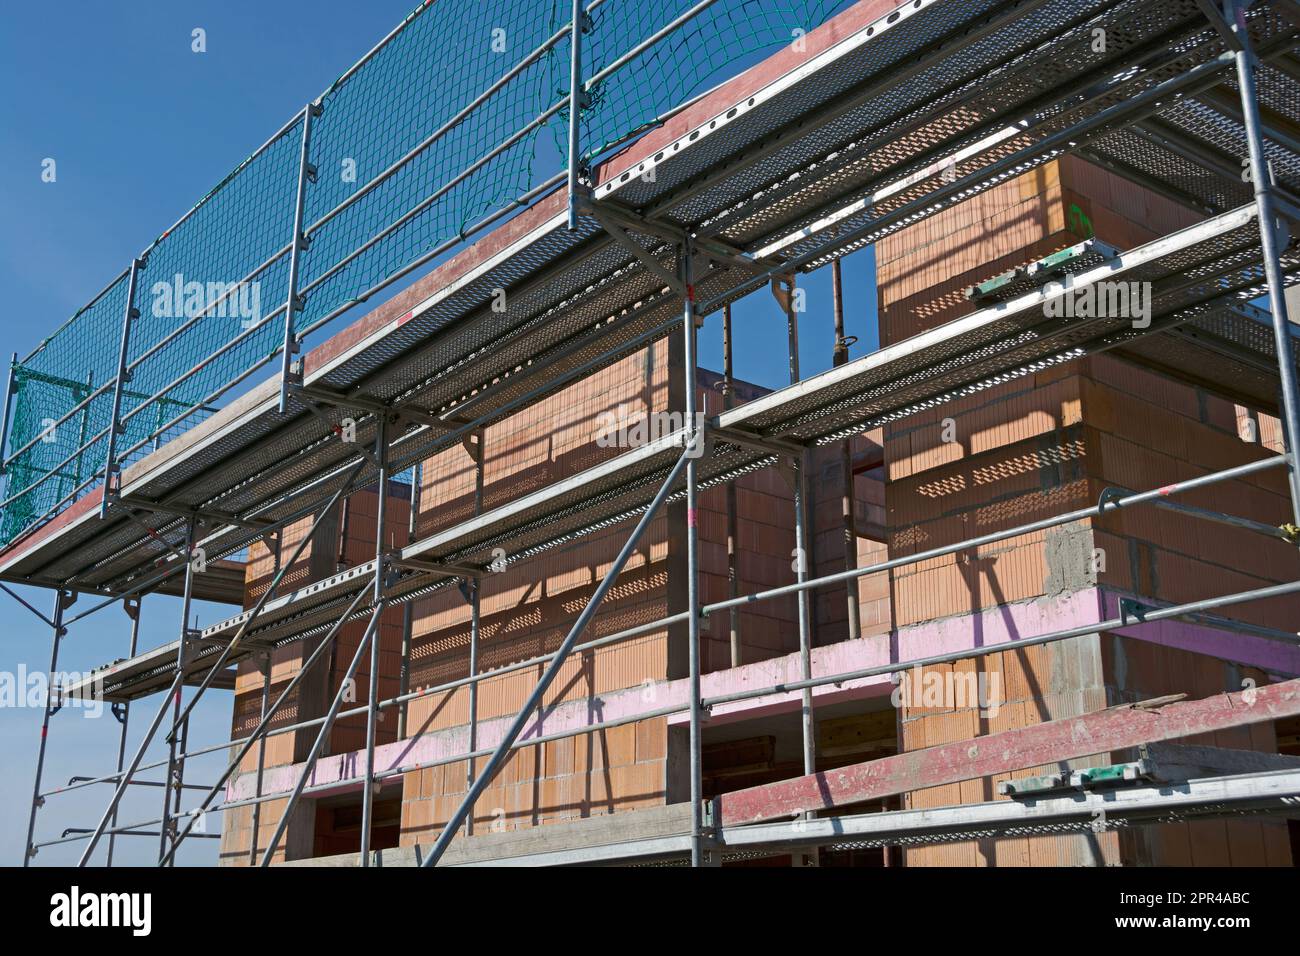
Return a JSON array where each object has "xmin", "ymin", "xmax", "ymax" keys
[
  {"xmin": 713, "ymin": 677, "xmax": 1300, "ymax": 826},
  {"xmin": 1143, "ymin": 742, "xmax": 1300, "ymax": 780}
]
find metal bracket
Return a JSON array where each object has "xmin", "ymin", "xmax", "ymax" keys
[
  {"xmin": 585, "ymin": 204, "xmax": 687, "ymax": 297},
  {"xmin": 116, "ymin": 496, "xmax": 275, "ymax": 533},
  {"xmin": 298, "ymin": 400, "xmax": 383, "ymax": 470},
  {"xmin": 701, "ymin": 797, "xmax": 718, "ymax": 838},
  {"xmin": 111, "ymin": 701, "xmax": 127, "ymax": 724},
  {"xmin": 711, "ymin": 424, "xmax": 805, "ymax": 460},
  {"xmin": 769, "ymin": 276, "xmax": 795, "ymax": 313},
  {"xmin": 292, "ymin": 382, "xmax": 453, "ymax": 434},
  {"xmin": 1096, "ymin": 486, "xmax": 1127, "ymax": 512},
  {"xmin": 391, "ymin": 555, "xmax": 483, "ymax": 580},
  {"xmin": 588, "ymin": 196, "xmax": 780, "ymax": 277},
  {"xmin": 456, "ymin": 577, "xmax": 478, "ymax": 605},
  {"xmin": 833, "ymin": 333, "xmax": 858, "ymax": 365},
  {"xmin": 1119, "ymin": 597, "xmax": 1153, "ymax": 625}
]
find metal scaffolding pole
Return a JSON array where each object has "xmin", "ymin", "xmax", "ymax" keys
[
  {"xmin": 682, "ymin": 245, "xmax": 706, "ymax": 867},
  {"xmin": 1229, "ymin": 0, "xmax": 1300, "ymax": 527},
  {"xmin": 22, "ymin": 588, "xmax": 71, "ymax": 865},
  {"xmin": 106, "ymin": 597, "xmax": 141, "ymax": 867},
  {"xmin": 831, "ymin": 257, "xmax": 862, "ymax": 643},
  {"xmin": 157, "ymin": 520, "xmax": 197, "ymax": 865},
  {"xmin": 780, "ymin": 278, "xmax": 817, "ymax": 781},
  {"xmin": 465, "ymin": 432, "xmax": 483, "ymax": 837},
  {"xmin": 360, "ymin": 419, "xmax": 389, "ymax": 865},
  {"xmin": 723, "ymin": 304, "xmax": 741, "ymax": 667},
  {"xmin": 261, "ymin": 601, "xmax": 387, "ymax": 866},
  {"xmin": 566, "ymin": 0, "xmax": 587, "ymax": 230},
  {"xmin": 0, "ymin": 351, "xmax": 19, "ymax": 481},
  {"xmin": 279, "ymin": 102, "xmax": 319, "ymax": 414},
  {"xmin": 398, "ymin": 461, "xmax": 422, "ymax": 739},
  {"xmin": 421, "ymin": 444, "xmax": 695, "ymax": 867},
  {"xmin": 99, "ymin": 256, "xmax": 143, "ymax": 518},
  {"xmin": 248, "ymin": 650, "xmax": 272, "ymax": 866}
]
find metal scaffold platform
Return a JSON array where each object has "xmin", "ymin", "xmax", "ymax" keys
[{"xmin": 7, "ymin": 0, "xmax": 1300, "ymax": 868}]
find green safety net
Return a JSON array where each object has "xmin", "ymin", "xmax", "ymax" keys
[{"xmin": 0, "ymin": 0, "xmax": 853, "ymax": 547}]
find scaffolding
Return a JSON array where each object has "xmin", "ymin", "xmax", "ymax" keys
[{"xmin": 6, "ymin": 0, "xmax": 1300, "ymax": 867}]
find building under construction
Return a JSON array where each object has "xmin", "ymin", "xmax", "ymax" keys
[{"xmin": 6, "ymin": 0, "xmax": 1300, "ymax": 867}]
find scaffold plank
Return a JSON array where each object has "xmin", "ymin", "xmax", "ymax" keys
[{"xmin": 712, "ymin": 676, "xmax": 1300, "ymax": 827}]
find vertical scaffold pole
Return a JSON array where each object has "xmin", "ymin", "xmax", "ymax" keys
[
  {"xmin": 1229, "ymin": 0, "xmax": 1300, "ymax": 526},
  {"xmin": 360, "ymin": 419, "xmax": 389, "ymax": 866},
  {"xmin": 248, "ymin": 650, "xmax": 273, "ymax": 866},
  {"xmin": 0, "ymin": 350, "xmax": 18, "ymax": 527},
  {"xmin": 279, "ymin": 103, "xmax": 319, "ymax": 414},
  {"xmin": 106, "ymin": 596, "xmax": 141, "ymax": 867},
  {"xmin": 683, "ymin": 244, "xmax": 706, "ymax": 867},
  {"xmin": 566, "ymin": 0, "xmax": 587, "ymax": 230},
  {"xmin": 0, "ymin": 352, "xmax": 18, "ymax": 473},
  {"xmin": 100, "ymin": 257, "xmax": 143, "ymax": 518},
  {"xmin": 832, "ymin": 258, "xmax": 862, "ymax": 642},
  {"xmin": 249, "ymin": 530, "xmax": 283, "ymax": 863},
  {"xmin": 158, "ymin": 520, "xmax": 197, "ymax": 865},
  {"xmin": 23, "ymin": 588, "xmax": 71, "ymax": 866},
  {"xmin": 398, "ymin": 461, "xmax": 422, "ymax": 739},
  {"xmin": 723, "ymin": 305, "xmax": 741, "ymax": 667},
  {"xmin": 783, "ymin": 278, "xmax": 817, "ymax": 777},
  {"xmin": 465, "ymin": 432, "xmax": 483, "ymax": 837}
]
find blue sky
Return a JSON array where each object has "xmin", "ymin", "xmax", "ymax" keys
[{"xmin": 0, "ymin": 0, "xmax": 877, "ymax": 865}]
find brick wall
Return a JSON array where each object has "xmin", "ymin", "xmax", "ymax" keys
[
  {"xmin": 880, "ymin": 156, "xmax": 1298, "ymax": 866},
  {"xmin": 397, "ymin": 348, "xmax": 889, "ymax": 843}
]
